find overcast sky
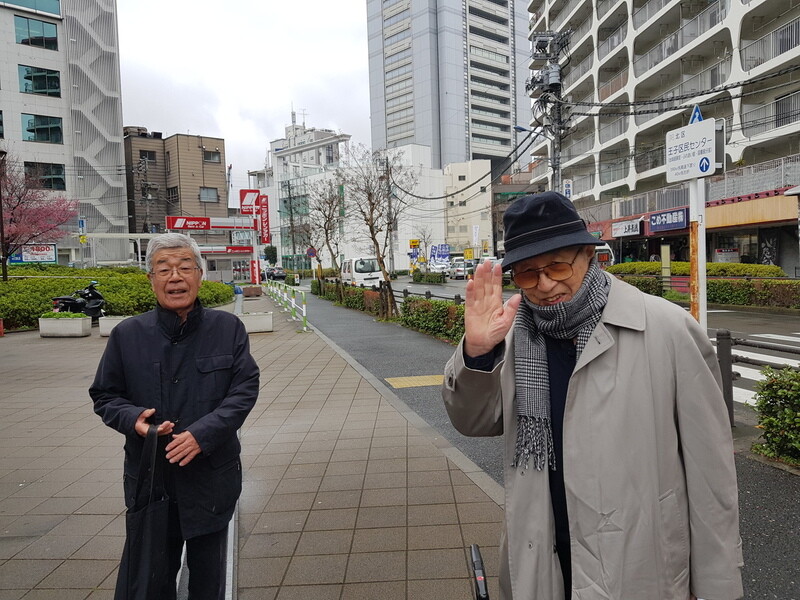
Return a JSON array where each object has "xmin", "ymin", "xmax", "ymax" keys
[{"xmin": 117, "ymin": 0, "xmax": 372, "ymax": 193}]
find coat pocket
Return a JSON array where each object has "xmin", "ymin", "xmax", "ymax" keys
[
  {"xmin": 195, "ymin": 354, "xmax": 234, "ymax": 404},
  {"xmin": 658, "ymin": 489, "xmax": 689, "ymax": 584}
]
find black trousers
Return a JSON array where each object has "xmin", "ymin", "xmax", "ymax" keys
[{"xmin": 157, "ymin": 500, "xmax": 228, "ymax": 600}]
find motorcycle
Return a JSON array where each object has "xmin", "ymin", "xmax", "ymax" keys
[{"xmin": 52, "ymin": 281, "xmax": 106, "ymax": 320}]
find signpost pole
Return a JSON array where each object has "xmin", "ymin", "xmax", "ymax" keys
[{"xmin": 689, "ymin": 178, "xmax": 708, "ymax": 331}]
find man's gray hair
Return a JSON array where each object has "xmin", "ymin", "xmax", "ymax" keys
[{"xmin": 145, "ymin": 233, "xmax": 203, "ymax": 273}]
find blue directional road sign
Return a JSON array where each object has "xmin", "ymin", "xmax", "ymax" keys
[{"xmin": 699, "ymin": 157, "xmax": 710, "ymax": 173}]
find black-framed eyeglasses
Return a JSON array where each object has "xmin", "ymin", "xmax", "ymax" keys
[
  {"xmin": 151, "ymin": 265, "xmax": 201, "ymax": 280},
  {"xmin": 511, "ymin": 248, "xmax": 583, "ymax": 288}
]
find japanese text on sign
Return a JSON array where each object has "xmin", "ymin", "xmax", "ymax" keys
[{"xmin": 665, "ymin": 118, "xmax": 716, "ymax": 182}]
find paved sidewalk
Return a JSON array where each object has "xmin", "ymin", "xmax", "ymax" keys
[{"xmin": 0, "ymin": 292, "xmax": 504, "ymax": 598}]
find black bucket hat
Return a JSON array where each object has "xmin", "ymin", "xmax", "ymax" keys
[{"xmin": 500, "ymin": 191, "xmax": 602, "ymax": 271}]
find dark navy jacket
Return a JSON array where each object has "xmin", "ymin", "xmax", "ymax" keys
[{"xmin": 90, "ymin": 303, "xmax": 260, "ymax": 538}]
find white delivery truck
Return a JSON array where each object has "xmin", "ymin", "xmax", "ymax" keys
[{"xmin": 340, "ymin": 257, "xmax": 382, "ymax": 287}]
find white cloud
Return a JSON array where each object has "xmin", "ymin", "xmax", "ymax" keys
[{"xmin": 117, "ymin": 0, "xmax": 371, "ymax": 190}]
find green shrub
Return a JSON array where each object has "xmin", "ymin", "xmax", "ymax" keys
[
  {"xmin": 399, "ymin": 298, "xmax": 464, "ymax": 343},
  {"xmin": 616, "ymin": 276, "xmax": 663, "ymax": 296},
  {"xmin": 39, "ymin": 311, "xmax": 88, "ymax": 319},
  {"xmin": 310, "ymin": 279, "xmax": 321, "ymax": 295},
  {"xmin": 752, "ymin": 367, "xmax": 800, "ymax": 466},
  {"xmin": 0, "ymin": 270, "xmax": 233, "ymax": 330},
  {"xmin": 341, "ymin": 286, "xmax": 366, "ymax": 311},
  {"xmin": 606, "ymin": 261, "xmax": 786, "ymax": 278},
  {"xmin": 412, "ymin": 271, "xmax": 445, "ymax": 284}
]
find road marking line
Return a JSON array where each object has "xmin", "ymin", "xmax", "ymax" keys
[{"xmin": 385, "ymin": 375, "xmax": 444, "ymax": 388}]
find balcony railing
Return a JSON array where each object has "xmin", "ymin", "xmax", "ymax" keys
[
  {"xmin": 563, "ymin": 53, "xmax": 593, "ymax": 89},
  {"xmin": 707, "ymin": 153, "xmax": 800, "ymax": 200},
  {"xmin": 571, "ymin": 15, "xmax": 593, "ymax": 46},
  {"xmin": 635, "ymin": 145, "xmax": 666, "ymax": 172},
  {"xmin": 562, "ymin": 133, "xmax": 594, "ymax": 161},
  {"xmin": 634, "ymin": 57, "xmax": 731, "ymax": 126},
  {"xmin": 572, "ymin": 172, "xmax": 596, "ymax": 196},
  {"xmin": 552, "ymin": 0, "xmax": 582, "ymax": 31},
  {"xmin": 599, "ymin": 159, "xmax": 629, "ymax": 185},
  {"xmin": 740, "ymin": 17, "xmax": 800, "ymax": 71},
  {"xmin": 531, "ymin": 160, "xmax": 550, "ymax": 180},
  {"xmin": 742, "ymin": 89, "xmax": 800, "ymax": 137},
  {"xmin": 633, "ymin": 0, "xmax": 671, "ymax": 29},
  {"xmin": 598, "ymin": 22, "xmax": 628, "ymax": 61},
  {"xmin": 598, "ymin": 68, "xmax": 628, "ymax": 100},
  {"xmin": 599, "ymin": 116, "xmax": 629, "ymax": 143},
  {"xmin": 633, "ymin": 0, "xmax": 728, "ymax": 77},
  {"xmin": 597, "ymin": 0, "xmax": 621, "ymax": 21}
]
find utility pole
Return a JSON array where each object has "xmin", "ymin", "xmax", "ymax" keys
[
  {"xmin": 384, "ymin": 157, "xmax": 395, "ymax": 273},
  {"xmin": 284, "ymin": 180, "xmax": 297, "ymax": 269},
  {"xmin": 526, "ymin": 30, "xmax": 571, "ymax": 194},
  {"xmin": 0, "ymin": 150, "xmax": 7, "ymax": 281}
]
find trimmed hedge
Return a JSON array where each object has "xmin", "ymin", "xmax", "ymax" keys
[
  {"xmin": 606, "ymin": 261, "xmax": 787, "ymax": 277},
  {"xmin": 753, "ymin": 367, "xmax": 800, "ymax": 466},
  {"xmin": 0, "ymin": 269, "xmax": 234, "ymax": 330},
  {"xmin": 399, "ymin": 298, "xmax": 465, "ymax": 343},
  {"xmin": 412, "ymin": 271, "xmax": 446, "ymax": 284}
]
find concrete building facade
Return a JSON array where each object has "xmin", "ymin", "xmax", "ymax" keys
[
  {"xmin": 527, "ymin": 0, "xmax": 800, "ymax": 273},
  {"xmin": 0, "ymin": 0, "xmax": 126, "ymax": 264},
  {"xmin": 367, "ymin": 0, "xmax": 531, "ymax": 171}
]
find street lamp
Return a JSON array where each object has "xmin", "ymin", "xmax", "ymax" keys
[{"xmin": 0, "ymin": 150, "xmax": 7, "ymax": 282}]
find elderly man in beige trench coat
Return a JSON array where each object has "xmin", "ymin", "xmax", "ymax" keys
[{"xmin": 442, "ymin": 192, "xmax": 743, "ymax": 600}]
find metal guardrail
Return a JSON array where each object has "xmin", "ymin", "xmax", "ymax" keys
[
  {"xmin": 264, "ymin": 280, "xmax": 308, "ymax": 331},
  {"xmin": 716, "ymin": 329, "xmax": 800, "ymax": 427}
]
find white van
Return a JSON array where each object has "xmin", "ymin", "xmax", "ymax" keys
[
  {"xmin": 341, "ymin": 257, "xmax": 382, "ymax": 287},
  {"xmin": 595, "ymin": 243, "xmax": 615, "ymax": 269}
]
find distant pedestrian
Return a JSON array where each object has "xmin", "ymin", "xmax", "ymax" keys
[
  {"xmin": 91, "ymin": 233, "xmax": 259, "ymax": 599},
  {"xmin": 442, "ymin": 192, "xmax": 742, "ymax": 599}
]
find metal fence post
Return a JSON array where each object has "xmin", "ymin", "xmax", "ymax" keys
[
  {"xmin": 425, "ymin": 291, "xmax": 431, "ymax": 300},
  {"xmin": 454, "ymin": 294, "xmax": 462, "ymax": 305},
  {"xmin": 716, "ymin": 329, "xmax": 735, "ymax": 427},
  {"xmin": 291, "ymin": 288, "xmax": 297, "ymax": 320},
  {"xmin": 301, "ymin": 291, "xmax": 308, "ymax": 331}
]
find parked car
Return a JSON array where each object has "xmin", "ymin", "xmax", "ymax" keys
[
  {"xmin": 428, "ymin": 261, "xmax": 449, "ymax": 274},
  {"xmin": 263, "ymin": 266, "xmax": 286, "ymax": 281},
  {"xmin": 448, "ymin": 260, "xmax": 474, "ymax": 280}
]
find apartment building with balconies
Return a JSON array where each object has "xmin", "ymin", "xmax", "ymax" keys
[
  {"xmin": 0, "ymin": 0, "xmax": 127, "ymax": 263},
  {"xmin": 527, "ymin": 0, "xmax": 800, "ymax": 273},
  {"xmin": 367, "ymin": 0, "xmax": 531, "ymax": 171}
]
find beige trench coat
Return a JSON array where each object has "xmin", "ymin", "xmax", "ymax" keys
[{"xmin": 443, "ymin": 274, "xmax": 743, "ymax": 600}]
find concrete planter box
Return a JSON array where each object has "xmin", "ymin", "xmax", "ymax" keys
[
  {"xmin": 238, "ymin": 312, "xmax": 273, "ymax": 333},
  {"xmin": 39, "ymin": 317, "xmax": 91, "ymax": 337},
  {"xmin": 242, "ymin": 286, "xmax": 263, "ymax": 297},
  {"xmin": 99, "ymin": 315, "xmax": 132, "ymax": 337}
]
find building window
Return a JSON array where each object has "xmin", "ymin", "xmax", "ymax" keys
[
  {"xmin": 7, "ymin": 0, "xmax": 60, "ymax": 15},
  {"xmin": 326, "ymin": 145, "xmax": 335, "ymax": 164},
  {"xmin": 139, "ymin": 149, "xmax": 157, "ymax": 163},
  {"xmin": 24, "ymin": 161, "xmax": 65, "ymax": 190},
  {"xmin": 167, "ymin": 186, "xmax": 178, "ymax": 204},
  {"xmin": 199, "ymin": 187, "xmax": 219, "ymax": 203},
  {"xmin": 21, "ymin": 113, "xmax": 62, "ymax": 144},
  {"xmin": 165, "ymin": 151, "xmax": 171, "ymax": 174},
  {"xmin": 14, "ymin": 16, "xmax": 58, "ymax": 50},
  {"xmin": 0, "ymin": 112, "xmax": 4, "ymax": 139},
  {"xmin": 18, "ymin": 65, "xmax": 60, "ymax": 96},
  {"xmin": 458, "ymin": 175, "xmax": 466, "ymax": 181},
  {"xmin": 203, "ymin": 150, "xmax": 221, "ymax": 163}
]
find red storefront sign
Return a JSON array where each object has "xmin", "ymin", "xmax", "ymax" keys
[
  {"xmin": 239, "ymin": 189, "xmax": 259, "ymax": 214},
  {"xmin": 257, "ymin": 195, "xmax": 270, "ymax": 244},
  {"xmin": 165, "ymin": 216, "xmax": 211, "ymax": 230}
]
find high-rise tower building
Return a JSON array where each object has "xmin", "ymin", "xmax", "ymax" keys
[
  {"xmin": 0, "ymin": 0, "xmax": 126, "ymax": 263},
  {"xmin": 367, "ymin": 0, "xmax": 531, "ymax": 171}
]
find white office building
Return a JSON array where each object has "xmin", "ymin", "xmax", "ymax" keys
[
  {"xmin": 527, "ymin": 0, "xmax": 800, "ymax": 270},
  {"xmin": 367, "ymin": 0, "xmax": 531, "ymax": 171},
  {"xmin": 0, "ymin": 0, "xmax": 126, "ymax": 264}
]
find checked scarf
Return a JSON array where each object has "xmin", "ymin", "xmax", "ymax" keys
[{"xmin": 512, "ymin": 262, "xmax": 610, "ymax": 470}]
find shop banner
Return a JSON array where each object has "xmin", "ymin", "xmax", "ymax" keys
[
  {"xmin": 612, "ymin": 219, "xmax": 641, "ymax": 237},
  {"xmin": 650, "ymin": 207, "xmax": 688, "ymax": 232}
]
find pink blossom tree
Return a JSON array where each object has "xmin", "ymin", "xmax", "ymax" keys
[{"xmin": 0, "ymin": 156, "xmax": 78, "ymax": 281}]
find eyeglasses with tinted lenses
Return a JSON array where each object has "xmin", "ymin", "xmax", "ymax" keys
[
  {"xmin": 511, "ymin": 248, "xmax": 583, "ymax": 287},
  {"xmin": 151, "ymin": 266, "xmax": 200, "ymax": 280}
]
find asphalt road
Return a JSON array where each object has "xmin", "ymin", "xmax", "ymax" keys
[{"xmin": 304, "ymin": 284, "xmax": 799, "ymax": 600}]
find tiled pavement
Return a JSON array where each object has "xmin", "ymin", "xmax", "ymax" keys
[{"xmin": 0, "ymin": 292, "xmax": 504, "ymax": 599}]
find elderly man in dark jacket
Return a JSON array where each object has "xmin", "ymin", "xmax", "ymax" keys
[{"xmin": 90, "ymin": 233, "xmax": 259, "ymax": 600}]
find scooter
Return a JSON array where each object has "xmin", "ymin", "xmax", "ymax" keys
[{"xmin": 52, "ymin": 281, "xmax": 106, "ymax": 320}]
